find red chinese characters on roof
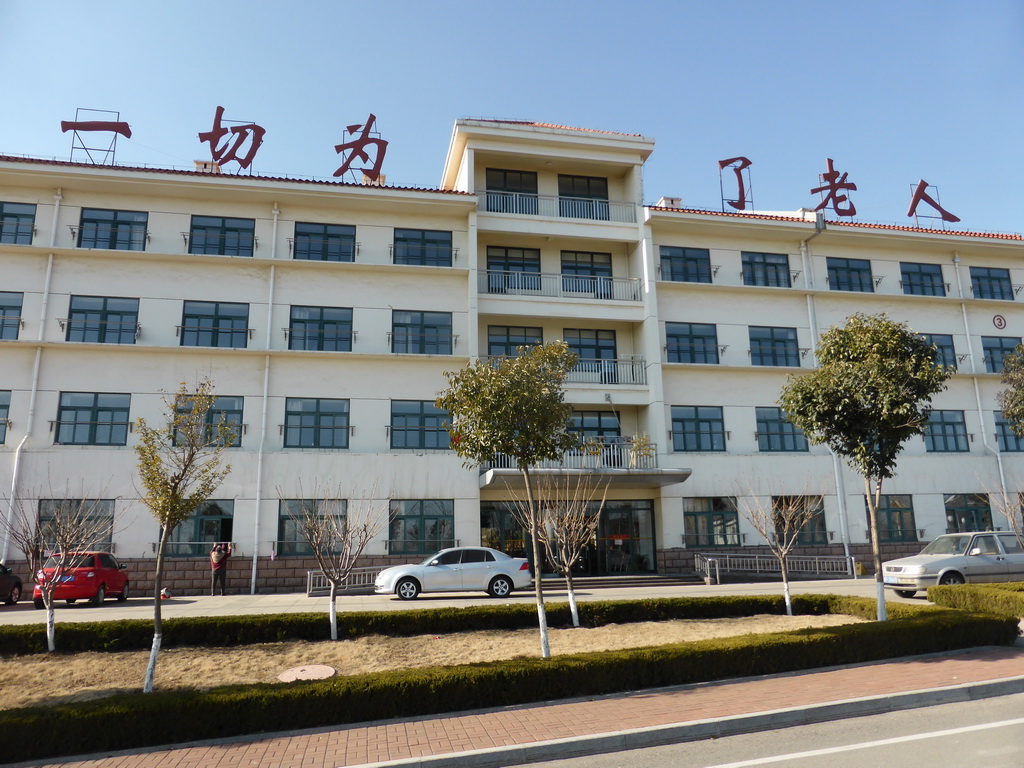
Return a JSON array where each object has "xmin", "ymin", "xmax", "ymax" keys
[
  {"xmin": 334, "ymin": 113, "xmax": 388, "ymax": 182},
  {"xmin": 60, "ymin": 120, "xmax": 132, "ymax": 139},
  {"xmin": 718, "ymin": 156, "xmax": 752, "ymax": 211},
  {"xmin": 907, "ymin": 180, "xmax": 960, "ymax": 223},
  {"xmin": 198, "ymin": 106, "xmax": 265, "ymax": 170},
  {"xmin": 810, "ymin": 158, "xmax": 857, "ymax": 217}
]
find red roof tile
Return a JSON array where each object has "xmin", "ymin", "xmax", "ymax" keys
[{"xmin": 465, "ymin": 119, "xmax": 646, "ymax": 138}]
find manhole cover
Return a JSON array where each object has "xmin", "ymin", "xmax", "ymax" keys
[{"xmin": 278, "ymin": 664, "xmax": 336, "ymax": 682}]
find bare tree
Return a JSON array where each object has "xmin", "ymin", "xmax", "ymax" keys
[
  {"xmin": 282, "ymin": 483, "xmax": 384, "ymax": 640},
  {"xmin": 135, "ymin": 379, "xmax": 234, "ymax": 693},
  {"xmin": 509, "ymin": 472, "xmax": 607, "ymax": 628},
  {"xmin": 2, "ymin": 491, "xmax": 114, "ymax": 651},
  {"xmin": 741, "ymin": 492, "xmax": 824, "ymax": 616}
]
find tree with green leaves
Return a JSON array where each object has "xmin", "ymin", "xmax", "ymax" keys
[
  {"xmin": 998, "ymin": 344, "xmax": 1024, "ymax": 441},
  {"xmin": 436, "ymin": 341, "xmax": 580, "ymax": 657},
  {"xmin": 779, "ymin": 313, "xmax": 951, "ymax": 621},
  {"xmin": 135, "ymin": 379, "xmax": 234, "ymax": 692}
]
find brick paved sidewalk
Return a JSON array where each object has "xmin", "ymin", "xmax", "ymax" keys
[{"xmin": 24, "ymin": 646, "xmax": 1024, "ymax": 768}]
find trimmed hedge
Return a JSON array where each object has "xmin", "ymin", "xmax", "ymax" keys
[
  {"xmin": 928, "ymin": 582, "xmax": 1024, "ymax": 617},
  {"xmin": 0, "ymin": 595, "xmax": 1017, "ymax": 763},
  {"xmin": 1, "ymin": 594, "xmax": 877, "ymax": 657},
  {"xmin": 0, "ymin": 602, "xmax": 1015, "ymax": 763}
]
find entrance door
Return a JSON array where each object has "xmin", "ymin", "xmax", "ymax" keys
[{"xmin": 595, "ymin": 501, "xmax": 655, "ymax": 575}]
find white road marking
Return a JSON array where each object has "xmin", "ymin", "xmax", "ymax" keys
[{"xmin": 703, "ymin": 716, "xmax": 1024, "ymax": 767}]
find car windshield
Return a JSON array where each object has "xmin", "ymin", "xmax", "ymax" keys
[
  {"xmin": 919, "ymin": 535, "xmax": 972, "ymax": 556},
  {"xmin": 43, "ymin": 554, "xmax": 92, "ymax": 569},
  {"xmin": 418, "ymin": 552, "xmax": 444, "ymax": 566}
]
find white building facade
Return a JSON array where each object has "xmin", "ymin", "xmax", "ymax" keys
[{"xmin": 2, "ymin": 118, "xmax": 1022, "ymax": 593}]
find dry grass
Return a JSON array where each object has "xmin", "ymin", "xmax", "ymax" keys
[{"xmin": 0, "ymin": 613, "xmax": 864, "ymax": 710}]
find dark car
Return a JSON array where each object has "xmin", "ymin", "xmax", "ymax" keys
[
  {"xmin": 32, "ymin": 551, "xmax": 129, "ymax": 608},
  {"xmin": 0, "ymin": 563, "xmax": 23, "ymax": 605}
]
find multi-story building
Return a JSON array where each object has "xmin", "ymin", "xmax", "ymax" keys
[{"xmin": 2, "ymin": 118, "xmax": 1022, "ymax": 593}]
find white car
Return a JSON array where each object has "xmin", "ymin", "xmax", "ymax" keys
[
  {"xmin": 374, "ymin": 546, "xmax": 533, "ymax": 600},
  {"xmin": 882, "ymin": 531, "xmax": 1024, "ymax": 597}
]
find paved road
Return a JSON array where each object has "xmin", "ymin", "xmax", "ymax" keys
[
  {"xmin": 521, "ymin": 692, "xmax": 1024, "ymax": 768},
  {"xmin": 0, "ymin": 577, "xmax": 916, "ymax": 626}
]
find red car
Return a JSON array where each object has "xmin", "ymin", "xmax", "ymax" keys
[{"xmin": 33, "ymin": 551, "xmax": 130, "ymax": 608}]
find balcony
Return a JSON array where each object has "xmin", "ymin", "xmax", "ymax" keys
[
  {"xmin": 480, "ymin": 271, "xmax": 641, "ymax": 302},
  {"xmin": 567, "ymin": 357, "xmax": 646, "ymax": 386},
  {"xmin": 482, "ymin": 191, "xmax": 637, "ymax": 223},
  {"xmin": 479, "ymin": 437, "xmax": 690, "ymax": 489}
]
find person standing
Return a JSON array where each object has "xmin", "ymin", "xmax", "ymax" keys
[{"xmin": 210, "ymin": 543, "xmax": 231, "ymax": 596}]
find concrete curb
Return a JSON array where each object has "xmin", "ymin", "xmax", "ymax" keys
[{"xmin": 357, "ymin": 675, "xmax": 1024, "ymax": 768}]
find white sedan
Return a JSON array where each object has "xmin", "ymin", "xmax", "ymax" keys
[{"xmin": 374, "ymin": 547, "xmax": 533, "ymax": 600}]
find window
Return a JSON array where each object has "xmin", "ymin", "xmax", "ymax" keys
[
  {"xmin": 666, "ymin": 322, "xmax": 719, "ymax": 364},
  {"xmin": 0, "ymin": 390, "xmax": 9, "ymax": 444},
  {"xmin": 277, "ymin": 499, "xmax": 347, "ymax": 556},
  {"xmin": 485, "ymin": 168, "xmax": 538, "ymax": 214},
  {"xmin": 288, "ymin": 306, "xmax": 353, "ymax": 351},
  {"xmin": 995, "ymin": 412, "xmax": 1024, "ymax": 452},
  {"xmin": 683, "ymin": 497, "xmax": 739, "ymax": 547},
  {"xmin": 177, "ymin": 395, "xmax": 244, "ymax": 447},
  {"xmin": 866, "ymin": 494, "xmax": 917, "ymax": 543},
  {"xmin": 65, "ymin": 296, "xmax": 139, "ymax": 344},
  {"xmin": 660, "ymin": 246, "xmax": 713, "ymax": 283},
  {"xmin": 982, "ymin": 336, "xmax": 1021, "ymax": 373},
  {"xmin": 0, "ymin": 292, "xmax": 23, "ymax": 340},
  {"xmin": 393, "ymin": 229, "xmax": 453, "ymax": 266},
  {"xmin": 671, "ymin": 405, "xmax": 726, "ymax": 452},
  {"xmin": 480, "ymin": 501, "xmax": 527, "ymax": 557},
  {"xmin": 293, "ymin": 222, "xmax": 356, "ymax": 262},
  {"xmin": 571, "ymin": 411, "xmax": 621, "ymax": 442},
  {"xmin": 561, "ymin": 251, "xmax": 612, "ymax": 297},
  {"xmin": 921, "ymin": 333, "xmax": 957, "ymax": 370},
  {"xmin": 826, "ymin": 257, "xmax": 874, "ymax": 292},
  {"xmin": 486, "ymin": 245, "xmax": 541, "ymax": 292},
  {"xmin": 0, "ymin": 202, "xmax": 35, "ymax": 244},
  {"xmin": 742, "ymin": 252, "xmax": 790, "ymax": 287},
  {"xmin": 38, "ymin": 499, "xmax": 114, "ymax": 551},
  {"xmin": 901, "ymin": 262, "xmax": 945, "ymax": 296},
  {"xmin": 389, "ymin": 499, "xmax": 454, "ymax": 555},
  {"xmin": 558, "ymin": 174, "xmax": 609, "ymax": 219},
  {"xmin": 390, "ymin": 400, "xmax": 449, "ymax": 449},
  {"xmin": 391, "ymin": 310, "xmax": 453, "ymax": 354},
  {"xmin": 925, "ymin": 410, "xmax": 969, "ymax": 452},
  {"xmin": 487, "ymin": 325, "xmax": 542, "ymax": 357},
  {"xmin": 283, "ymin": 398, "xmax": 349, "ymax": 449},
  {"xmin": 756, "ymin": 407, "xmax": 808, "ymax": 452},
  {"xmin": 189, "ymin": 215, "xmax": 255, "ymax": 257},
  {"xmin": 943, "ymin": 493, "xmax": 992, "ymax": 533},
  {"xmin": 180, "ymin": 301, "xmax": 249, "ymax": 348},
  {"xmin": 77, "ymin": 208, "xmax": 147, "ymax": 251},
  {"xmin": 774, "ymin": 496, "xmax": 827, "ymax": 545},
  {"xmin": 749, "ymin": 326, "xmax": 800, "ymax": 367},
  {"xmin": 565, "ymin": 328, "xmax": 618, "ymax": 382},
  {"xmin": 55, "ymin": 392, "xmax": 130, "ymax": 445},
  {"xmin": 169, "ymin": 500, "xmax": 234, "ymax": 557},
  {"xmin": 970, "ymin": 266, "xmax": 1013, "ymax": 301}
]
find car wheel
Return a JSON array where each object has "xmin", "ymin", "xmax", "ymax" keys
[
  {"xmin": 939, "ymin": 572, "xmax": 965, "ymax": 585},
  {"xmin": 894, "ymin": 589, "xmax": 916, "ymax": 598},
  {"xmin": 117, "ymin": 582, "xmax": 129, "ymax": 602},
  {"xmin": 4, "ymin": 585, "xmax": 20, "ymax": 605},
  {"xmin": 33, "ymin": 597, "xmax": 44, "ymax": 610},
  {"xmin": 396, "ymin": 578, "xmax": 420, "ymax": 600},
  {"xmin": 91, "ymin": 585, "xmax": 106, "ymax": 607},
  {"xmin": 488, "ymin": 575, "xmax": 513, "ymax": 598}
]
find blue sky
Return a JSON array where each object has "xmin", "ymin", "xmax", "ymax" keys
[{"xmin": 2, "ymin": 1, "xmax": 1021, "ymax": 233}]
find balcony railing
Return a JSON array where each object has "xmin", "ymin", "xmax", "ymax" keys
[
  {"xmin": 483, "ymin": 191, "xmax": 637, "ymax": 223},
  {"xmin": 485, "ymin": 438, "xmax": 658, "ymax": 471},
  {"xmin": 480, "ymin": 270, "xmax": 641, "ymax": 302},
  {"xmin": 566, "ymin": 356, "xmax": 646, "ymax": 386}
]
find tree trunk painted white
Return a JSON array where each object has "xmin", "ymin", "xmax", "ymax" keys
[
  {"xmin": 522, "ymin": 466, "xmax": 550, "ymax": 658},
  {"xmin": 865, "ymin": 476, "xmax": 888, "ymax": 622},
  {"xmin": 781, "ymin": 562, "xmax": 793, "ymax": 616},
  {"xmin": 565, "ymin": 570, "xmax": 580, "ymax": 628},
  {"xmin": 143, "ymin": 633, "xmax": 162, "ymax": 693},
  {"xmin": 329, "ymin": 582, "xmax": 338, "ymax": 641},
  {"xmin": 45, "ymin": 600, "xmax": 55, "ymax": 652}
]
